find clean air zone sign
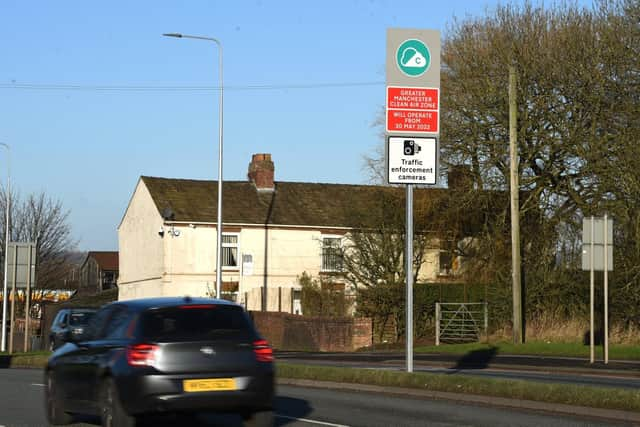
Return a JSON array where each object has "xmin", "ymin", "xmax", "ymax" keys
[
  {"xmin": 386, "ymin": 28, "xmax": 440, "ymax": 185},
  {"xmin": 386, "ymin": 29, "xmax": 440, "ymax": 135}
]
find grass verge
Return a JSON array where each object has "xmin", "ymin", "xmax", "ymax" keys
[
  {"xmin": 0, "ymin": 352, "xmax": 49, "ymax": 369},
  {"xmin": 277, "ymin": 362, "xmax": 640, "ymax": 413},
  {"xmin": 413, "ymin": 342, "xmax": 640, "ymax": 360}
]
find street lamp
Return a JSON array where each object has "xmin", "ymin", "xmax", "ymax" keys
[
  {"xmin": 0, "ymin": 143, "xmax": 10, "ymax": 352},
  {"xmin": 163, "ymin": 33, "xmax": 224, "ymax": 300}
]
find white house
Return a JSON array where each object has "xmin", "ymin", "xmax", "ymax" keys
[{"xmin": 118, "ymin": 154, "xmax": 447, "ymax": 312}]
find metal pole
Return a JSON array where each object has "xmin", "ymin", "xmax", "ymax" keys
[
  {"xmin": 163, "ymin": 33, "xmax": 223, "ymax": 299},
  {"xmin": 214, "ymin": 40, "xmax": 224, "ymax": 301},
  {"xmin": 484, "ymin": 302, "xmax": 489, "ymax": 343},
  {"xmin": 9, "ymin": 245, "xmax": 17, "ymax": 354},
  {"xmin": 590, "ymin": 216, "xmax": 595, "ymax": 364},
  {"xmin": 0, "ymin": 143, "xmax": 9, "ymax": 352},
  {"xmin": 24, "ymin": 245, "xmax": 32, "ymax": 353},
  {"xmin": 406, "ymin": 184, "xmax": 413, "ymax": 372},
  {"xmin": 435, "ymin": 302, "xmax": 440, "ymax": 346},
  {"xmin": 604, "ymin": 214, "xmax": 609, "ymax": 364},
  {"xmin": 509, "ymin": 66, "xmax": 523, "ymax": 344}
]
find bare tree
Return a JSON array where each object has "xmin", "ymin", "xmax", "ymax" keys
[
  {"xmin": 1, "ymin": 189, "xmax": 77, "ymax": 289},
  {"xmin": 342, "ymin": 187, "xmax": 438, "ymax": 340}
]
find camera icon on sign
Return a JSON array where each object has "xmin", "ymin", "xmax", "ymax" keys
[{"xmin": 404, "ymin": 140, "xmax": 421, "ymax": 156}]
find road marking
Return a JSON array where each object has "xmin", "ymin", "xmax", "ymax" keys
[
  {"xmin": 31, "ymin": 383, "xmax": 45, "ymax": 387},
  {"xmin": 277, "ymin": 415, "xmax": 350, "ymax": 427}
]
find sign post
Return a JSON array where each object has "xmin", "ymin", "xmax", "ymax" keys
[
  {"xmin": 6, "ymin": 242, "xmax": 37, "ymax": 353},
  {"xmin": 582, "ymin": 217, "xmax": 613, "ymax": 364},
  {"xmin": 387, "ymin": 28, "xmax": 440, "ymax": 373}
]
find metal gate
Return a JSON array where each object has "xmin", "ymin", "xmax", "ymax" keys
[{"xmin": 435, "ymin": 302, "xmax": 488, "ymax": 345}]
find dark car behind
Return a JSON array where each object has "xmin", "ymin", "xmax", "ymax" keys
[
  {"xmin": 48, "ymin": 308, "xmax": 97, "ymax": 351},
  {"xmin": 45, "ymin": 297, "xmax": 275, "ymax": 427}
]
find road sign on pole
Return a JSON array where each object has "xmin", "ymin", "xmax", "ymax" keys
[
  {"xmin": 581, "ymin": 216, "xmax": 613, "ymax": 364},
  {"xmin": 386, "ymin": 28, "xmax": 440, "ymax": 373},
  {"xmin": 7, "ymin": 243, "xmax": 37, "ymax": 289},
  {"xmin": 386, "ymin": 86, "xmax": 439, "ymax": 134},
  {"xmin": 5, "ymin": 242, "xmax": 36, "ymax": 354},
  {"xmin": 387, "ymin": 136, "xmax": 437, "ymax": 184}
]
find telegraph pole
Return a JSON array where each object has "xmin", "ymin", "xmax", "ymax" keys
[{"xmin": 509, "ymin": 65, "xmax": 523, "ymax": 344}]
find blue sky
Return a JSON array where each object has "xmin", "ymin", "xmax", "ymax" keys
[{"xmin": 0, "ymin": 1, "xmax": 593, "ymax": 251}]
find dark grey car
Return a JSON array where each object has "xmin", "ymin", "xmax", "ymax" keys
[
  {"xmin": 44, "ymin": 297, "xmax": 275, "ymax": 427},
  {"xmin": 48, "ymin": 308, "xmax": 97, "ymax": 351}
]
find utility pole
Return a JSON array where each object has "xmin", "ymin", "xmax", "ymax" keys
[{"xmin": 509, "ymin": 65, "xmax": 523, "ymax": 344}]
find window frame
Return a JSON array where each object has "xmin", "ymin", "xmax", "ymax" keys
[
  {"xmin": 438, "ymin": 240, "xmax": 456, "ymax": 276},
  {"xmin": 221, "ymin": 232, "xmax": 240, "ymax": 270},
  {"xmin": 321, "ymin": 234, "xmax": 344, "ymax": 273}
]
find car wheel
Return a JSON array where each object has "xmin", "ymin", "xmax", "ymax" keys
[
  {"xmin": 101, "ymin": 378, "xmax": 136, "ymax": 427},
  {"xmin": 45, "ymin": 371, "xmax": 73, "ymax": 425},
  {"xmin": 244, "ymin": 410, "xmax": 274, "ymax": 427}
]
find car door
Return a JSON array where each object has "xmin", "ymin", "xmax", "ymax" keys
[
  {"xmin": 49, "ymin": 311, "xmax": 63, "ymax": 349},
  {"xmin": 59, "ymin": 306, "xmax": 115, "ymax": 410},
  {"xmin": 81, "ymin": 305, "xmax": 133, "ymax": 406},
  {"xmin": 51, "ymin": 310, "xmax": 69, "ymax": 348}
]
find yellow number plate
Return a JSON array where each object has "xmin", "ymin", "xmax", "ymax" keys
[{"xmin": 183, "ymin": 378, "xmax": 237, "ymax": 392}]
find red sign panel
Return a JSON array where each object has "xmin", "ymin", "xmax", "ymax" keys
[{"xmin": 386, "ymin": 86, "xmax": 439, "ymax": 134}]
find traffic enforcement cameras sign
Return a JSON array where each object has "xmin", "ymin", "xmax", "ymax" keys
[{"xmin": 387, "ymin": 137, "xmax": 437, "ymax": 185}]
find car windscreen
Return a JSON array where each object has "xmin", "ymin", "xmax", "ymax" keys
[
  {"xmin": 140, "ymin": 305, "xmax": 255, "ymax": 341},
  {"xmin": 69, "ymin": 311, "xmax": 95, "ymax": 326}
]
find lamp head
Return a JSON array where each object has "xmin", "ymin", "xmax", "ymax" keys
[{"xmin": 163, "ymin": 33, "xmax": 183, "ymax": 38}]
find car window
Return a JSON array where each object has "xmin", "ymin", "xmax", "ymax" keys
[
  {"xmin": 102, "ymin": 307, "xmax": 131, "ymax": 340},
  {"xmin": 60, "ymin": 312, "xmax": 68, "ymax": 326},
  {"xmin": 51, "ymin": 311, "xmax": 64, "ymax": 327},
  {"xmin": 69, "ymin": 311, "xmax": 95, "ymax": 326},
  {"xmin": 85, "ymin": 306, "xmax": 114, "ymax": 341},
  {"xmin": 140, "ymin": 305, "xmax": 254, "ymax": 341}
]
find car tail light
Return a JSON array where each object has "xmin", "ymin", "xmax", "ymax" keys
[
  {"xmin": 253, "ymin": 340, "xmax": 274, "ymax": 362},
  {"xmin": 127, "ymin": 343, "xmax": 159, "ymax": 367}
]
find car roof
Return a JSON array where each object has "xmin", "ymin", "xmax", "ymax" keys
[
  {"xmin": 106, "ymin": 297, "xmax": 240, "ymax": 312},
  {"xmin": 60, "ymin": 307, "xmax": 97, "ymax": 313}
]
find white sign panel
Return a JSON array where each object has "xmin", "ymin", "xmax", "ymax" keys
[
  {"xmin": 581, "ymin": 216, "xmax": 614, "ymax": 271},
  {"xmin": 242, "ymin": 254, "xmax": 253, "ymax": 276},
  {"xmin": 387, "ymin": 136, "xmax": 437, "ymax": 184},
  {"xmin": 7, "ymin": 242, "xmax": 37, "ymax": 289}
]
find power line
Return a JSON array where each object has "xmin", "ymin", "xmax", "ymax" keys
[{"xmin": 0, "ymin": 81, "xmax": 385, "ymax": 92}]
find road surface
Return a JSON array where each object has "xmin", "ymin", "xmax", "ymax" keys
[{"xmin": 0, "ymin": 369, "xmax": 626, "ymax": 427}]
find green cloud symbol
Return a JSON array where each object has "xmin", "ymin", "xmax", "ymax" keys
[{"xmin": 401, "ymin": 48, "xmax": 418, "ymax": 66}]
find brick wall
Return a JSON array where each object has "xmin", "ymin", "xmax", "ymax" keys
[{"xmin": 250, "ymin": 311, "xmax": 372, "ymax": 352}]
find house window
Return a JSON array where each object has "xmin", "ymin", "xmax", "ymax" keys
[
  {"xmin": 222, "ymin": 233, "xmax": 239, "ymax": 268},
  {"xmin": 322, "ymin": 236, "xmax": 343, "ymax": 272},
  {"xmin": 439, "ymin": 240, "xmax": 455, "ymax": 276},
  {"xmin": 439, "ymin": 250, "xmax": 453, "ymax": 275}
]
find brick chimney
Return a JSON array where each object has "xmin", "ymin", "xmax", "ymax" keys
[{"xmin": 248, "ymin": 153, "xmax": 275, "ymax": 191}]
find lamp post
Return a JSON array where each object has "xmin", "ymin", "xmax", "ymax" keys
[
  {"xmin": 163, "ymin": 33, "xmax": 224, "ymax": 300},
  {"xmin": 0, "ymin": 143, "xmax": 10, "ymax": 352}
]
